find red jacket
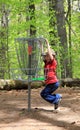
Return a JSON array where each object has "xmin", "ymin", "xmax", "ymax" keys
[{"xmin": 44, "ymin": 58, "xmax": 58, "ymax": 85}]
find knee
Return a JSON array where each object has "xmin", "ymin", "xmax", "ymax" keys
[
  {"xmin": 40, "ymin": 91, "xmax": 46, "ymax": 99},
  {"xmin": 40, "ymin": 91, "xmax": 44, "ymax": 98}
]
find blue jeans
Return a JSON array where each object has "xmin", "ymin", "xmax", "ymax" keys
[{"xmin": 40, "ymin": 82, "xmax": 61, "ymax": 104}]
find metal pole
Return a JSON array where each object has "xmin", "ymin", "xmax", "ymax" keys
[
  {"xmin": 27, "ymin": 49, "xmax": 32, "ymax": 112},
  {"xmin": 28, "ymin": 76, "xmax": 31, "ymax": 112}
]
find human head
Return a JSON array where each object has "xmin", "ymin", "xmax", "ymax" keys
[
  {"xmin": 41, "ymin": 49, "xmax": 56, "ymax": 57},
  {"xmin": 41, "ymin": 49, "xmax": 56, "ymax": 62}
]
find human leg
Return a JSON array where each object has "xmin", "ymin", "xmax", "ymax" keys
[
  {"xmin": 40, "ymin": 82, "xmax": 60, "ymax": 104},
  {"xmin": 54, "ymin": 96, "xmax": 62, "ymax": 109}
]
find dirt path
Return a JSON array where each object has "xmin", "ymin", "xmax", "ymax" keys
[{"xmin": 0, "ymin": 87, "xmax": 80, "ymax": 130}]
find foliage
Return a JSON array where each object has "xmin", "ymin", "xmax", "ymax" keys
[{"xmin": 0, "ymin": 0, "xmax": 80, "ymax": 79}]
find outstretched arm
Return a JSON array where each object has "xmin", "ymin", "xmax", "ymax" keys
[
  {"xmin": 39, "ymin": 40, "xmax": 44, "ymax": 54},
  {"xmin": 45, "ymin": 39, "xmax": 54, "ymax": 60}
]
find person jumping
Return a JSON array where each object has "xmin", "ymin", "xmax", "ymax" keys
[{"xmin": 40, "ymin": 39, "xmax": 62, "ymax": 110}]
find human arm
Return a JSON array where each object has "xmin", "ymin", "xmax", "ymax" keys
[{"xmin": 45, "ymin": 39, "xmax": 54, "ymax": 60}]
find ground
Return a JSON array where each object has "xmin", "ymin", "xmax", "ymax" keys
[{"xmin": 0, "ymin": 87, "xmax": 80, "ymax": 130}]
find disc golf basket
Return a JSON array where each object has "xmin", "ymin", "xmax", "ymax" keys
[{"xmin": 14, "ymin": 37, "xmax": 46, "ymax": 111}]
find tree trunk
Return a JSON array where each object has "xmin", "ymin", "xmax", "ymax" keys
[
  {"xmin": 49, "ymin": 0, "xmax": 56, "ymax": 45},
  {"xmin": 0, "ymin": 79, "xmax": 45, "ymax": 90},
  {"xmin": 0, "ymin": 78, "xmax": 80, "ymax": 90},
  {"xmin": 0, "ymin": 4, "xmax": 9, "ymax": 78},
  {"xmin": 67, "ymin": 0, "xmax": 73, "ymax": 78},
  {"xmin": 55, "ymin": 0, "xmax": 70, "ymax": 78},
  {"xmin": 29, "ymin": 1, "xmax": 36, "ymax": 36}
]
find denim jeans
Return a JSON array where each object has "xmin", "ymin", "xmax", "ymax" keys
[{"xmin": 40, "ymin": 82, "xmax": 61, "ymax": 104}]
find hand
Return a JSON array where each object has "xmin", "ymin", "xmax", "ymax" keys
[
  {"xmin": 45, "ymin": 39, "xmax": 49, "ymax": 45},
  {"xmin": 39, "ymin": 40, "xmax": 43, "ymax": 53},
  {"xmin": 45, "ymin": 39, "xmax": 50, "ymax": 49}
]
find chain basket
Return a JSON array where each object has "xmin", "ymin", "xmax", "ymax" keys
[{"xmin": 14, "ymin": 37, "xmax": 46, "ymax": 78}]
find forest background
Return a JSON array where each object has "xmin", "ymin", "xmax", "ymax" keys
[{"xmin": 0, "ymin": 0, "xmax": 80, "ymax": 80}]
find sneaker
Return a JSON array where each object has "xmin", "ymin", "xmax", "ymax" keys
[
  {"xmin": 54, "ymin": 97, "xmax": 62, "ymax": 110},
  {"xmin": 54, "ymin": 103, "xmax": 59, "ymax": 110}
]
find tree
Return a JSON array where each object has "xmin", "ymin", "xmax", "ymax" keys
[
  {"xmin": 28, "ymin": 0, "xmax": 36, "ymax": 36},
  {"xmin": 55, "ymin": 0, "xmax": 71, "ymax": 78},
  {"xmin": 67, "ymin": 0, "xmax": 72, "ymax": 78},
  {"xmin": 49, "ymin": 0, "xmax": 56, "ymax": 45},
  {"xmin": 0, "ymin": 4, "xmax": 9, "ymax": 78}
]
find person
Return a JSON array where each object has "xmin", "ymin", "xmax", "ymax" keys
[{"xmin": 40, "ymin": 39, "xmax": 62, "ymax": 110}]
